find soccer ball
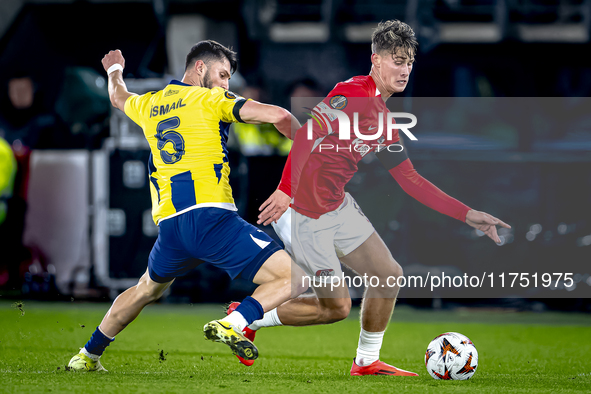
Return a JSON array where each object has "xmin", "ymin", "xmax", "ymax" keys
[{"xmin": 425, "ymin": 332, "xmax": 479, "ymax": 380}]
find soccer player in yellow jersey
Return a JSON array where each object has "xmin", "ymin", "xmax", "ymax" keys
[{"xmin": 68, "ymin": 41, "xmax": 302, "ymax": 372}]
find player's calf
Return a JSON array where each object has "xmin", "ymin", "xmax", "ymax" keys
[
  {"xmin": 316, "ymin": 297, "xmax": 351, "ymax": 323},
  {"xmin": 311, "ymin": 280, "xmax": 352, "ymax": 324},
  {"xmin": 249, "ymin": 250, "xmax": 296, "ymax": 310},
  {"xmin": 67, "ymin": 270, "xmax": 173, "ymax": 371}
]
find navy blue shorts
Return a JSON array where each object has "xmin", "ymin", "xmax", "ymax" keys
[{"xmin": 148, "ymin": 208, "xmax": 281, "ymax": 283}]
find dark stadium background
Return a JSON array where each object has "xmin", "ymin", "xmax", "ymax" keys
[{"xmin": 0, "ymin": 0, "xmax": 590, "ymax": 311}]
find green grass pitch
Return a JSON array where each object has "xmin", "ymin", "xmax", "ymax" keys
[{"xmin": 1, "ymin": 300, "xmax": 590, "ymax": 393}]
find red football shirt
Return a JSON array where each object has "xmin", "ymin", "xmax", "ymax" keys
[
  {"xmin": 288, "ymin": 75, "xmax": 396, "ymax": 218},
  {"xmin": 279, "ymin": 75, "xmax": 471, "ymax": 222}
]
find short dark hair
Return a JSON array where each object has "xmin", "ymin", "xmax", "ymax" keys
[
  {"xmin": 371, "ymin": 20, "xmax": 418, "ymax": 58},
  {"xmin": 185, "ymin": 40, "xmax": 238, "ymax": 73}
]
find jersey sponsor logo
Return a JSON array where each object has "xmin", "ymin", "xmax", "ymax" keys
[
  {"xmin": 315, "ymin": 269, "xmax": 335, "ymax": 277},
  {"xmin": 368, "ymin": 125, "xmax": 377, "ymax": 130},
  {"xmin": 329, "ymin": 95, "xmax": 348, "ymax": 110},
  {"xmin": 250, "ymin": 234, "xmax": 270, "ymax": 249},
  {"xmin": 164, "ymin": 89, "xmax": 179, "ymax": 97},
  {"xmin": 150, "ymin": 98, "xmax": 187, "ymax": 118}
]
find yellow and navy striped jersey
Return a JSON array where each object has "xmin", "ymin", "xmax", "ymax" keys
[{"xmin": 124, "ymin": 80, "xmax": 248, "ymax": 224}]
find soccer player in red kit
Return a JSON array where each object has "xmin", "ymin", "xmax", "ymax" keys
[{"xmin": 237, "ymin": 20, "xmax": 510, "ymax": 376}]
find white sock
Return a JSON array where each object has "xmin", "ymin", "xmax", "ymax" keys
[
  {"xmin": 81, "ymin": 347, "xmax": 100, "ymax": 361},
  {"xmin": 248, "ymin": 308, "xmax": 282, "ymax": 331},
  {"xmin": 355, "ymin": 329, "xmax": 384, "ymax": 366},
  {"xmin": 221, "ymin": 311, "xmax": 248, "ymax": 332}
]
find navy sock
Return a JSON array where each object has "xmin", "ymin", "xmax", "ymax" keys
[
  {"xmin": 84, "ymin": 327, "xmax": 114, "ymax": 356},
  {"xmin": 235, "ymin": 296, "xmax": 264, "ymax": 326}
]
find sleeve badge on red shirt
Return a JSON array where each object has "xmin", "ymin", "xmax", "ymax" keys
[{"xmin": 329, "ymin": 95, "xmax": 348, "ymax": 110}]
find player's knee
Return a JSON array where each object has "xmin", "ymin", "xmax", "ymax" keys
[
  {"xmin": 147, "ymin": 290, "xmax": 164, "ymax": 304},
  {"xmin": 291, "ymin": 283, "xmax": 308, "ymax": 299},
  {"xmin": 381, "ymin": 260, "xmax": 403, "ymax": 280},
  {"xmin": 292, "ymin": 273, "xmax": 310, "ymax": 297},
  {"xmin": 135, "ymin": 286, "xmax": 164, "ymax": 304},
  {"xmin": 322, "ymin": 300, "xmax": 351, "ymax": 323},
  {"xmin": 297, "ymin": 281, "xmax": 310, "ymax": 296},
  {"xmin": 255, "ymin": 251, "xmax": 293, "ymax": 284},
  {"xmin": 330, "ymin": 303, "xmax": 351, "ymax": 322}
]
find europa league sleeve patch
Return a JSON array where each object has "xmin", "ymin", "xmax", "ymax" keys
[
  {"xmin": 329, "ymin": 95, "xmax": 348, "ymax": 110},
  {"xmin": 224, "ymin": 90, "xmax": 238, "ymax": 100}
]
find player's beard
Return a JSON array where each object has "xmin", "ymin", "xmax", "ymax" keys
[{"xmin": 203, "ymin": 69, "xmax": 213, "ymax": 89}]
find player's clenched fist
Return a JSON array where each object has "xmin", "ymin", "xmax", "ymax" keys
[{"xmin": 102, "ymin": 50, "xmax": 125, "ymax": 73}]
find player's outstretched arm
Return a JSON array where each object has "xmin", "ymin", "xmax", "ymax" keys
[
  {"xmin": 465, "ymin": 209, "xmax": 511, "ymax": 244},
  {"xmin": 101, "ymin": 50, "xmax": 136, "ymax": 111},
  {"xmin": 238, "ymin": 100, "xmax": 300, "ymax": 139},
  {"xmin": 376, "ymin": 145, "xmax": 510, "ymax": 243}
]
